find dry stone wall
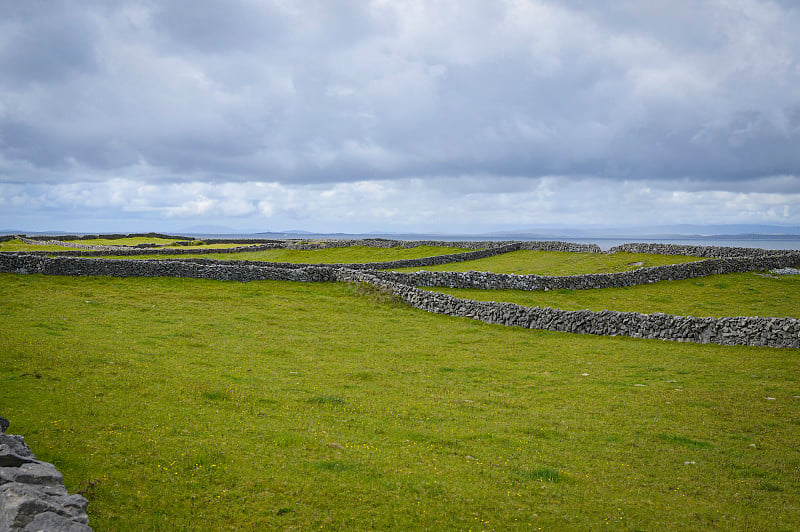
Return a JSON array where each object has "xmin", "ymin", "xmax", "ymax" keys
[
  {"xmin": 336, "ymin": 270, "xmax": 800, "ymax": 349},
  {"xmin": 371, "ymin": 253, "xmax": 800, "ymax": 290},
  {"xmin": 1, "ymin": 252, "xmax": 798, "ymax": 348},
  {"xmin": 608, "ymin": 242, "xmax": 794, "ymax": 258},
  {"xmin": 158, "ymin": 243, "xmax": 524, "ymax": 270},
  {"xmin": 0, "ymin": 417, "xmax": 91, "ymax": 531},
  {"xmin": 0, "ymin": 254, "xmax": 338, "ymax": 283}
]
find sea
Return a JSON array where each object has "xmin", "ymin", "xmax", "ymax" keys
[
  {"xmin": 4, "ymin": 229, "xmax": 799, "ymax": 251},
  {"xmin": 183, "ymin": 233, "xmax": 800, "ymax": 251}
]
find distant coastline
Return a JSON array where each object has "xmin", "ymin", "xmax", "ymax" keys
[{"xmin": 3, "ymin": 230, "xmax": 799, "ymax": 251}]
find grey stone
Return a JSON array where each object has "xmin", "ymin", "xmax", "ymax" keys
[
  {"xmin": 10, "ymin": 463, "xmax": 64, "ymax": 487},
  {"xmin": 0, "ymin": 482, "xmax": 81, "ymax": 529},
  {"xmin": 0, "ymin": 435, "xmax": 37, "ymax": 468},
  {"xmin": 22, "ymin": 511, "xmax": 92, "ymax": 532}
]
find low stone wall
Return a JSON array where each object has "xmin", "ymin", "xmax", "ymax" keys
[
  {"xmin": 371, "ymin": 253, "xmax": 800, "ymax": 290},
  {"xmin": 518, "ymin": 241, "xmax": 601, "ymax": 252},
  {"xmin": 154, "ymin": 243, "xmax": 523, "ymax": 270},
  {"xmin": 337, "ymin": 270, "xmax": 800, "ymax": 349},
  {"xmin": 0, "ymin": 417, "xmax": 91, "ymax": 531},
  {"xmin": 0, "ymin": 254, "xmax": 338, "ymax": 283},
  {"xmin": 608, "ymin": 242, "xmax": 797, "ymax": 258},
  {"xmin": 1, "ymin": 253, "xmax": 798, "ymax": 348}
]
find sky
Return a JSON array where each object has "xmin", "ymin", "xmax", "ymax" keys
[{"xmin": 1, "ymin": 0, "xmax": 799, "ymax": 235}]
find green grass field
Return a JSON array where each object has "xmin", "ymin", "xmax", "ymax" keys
[
  {"xmin": 390, "ymin": 250, "xmax": 704, "ymax": 275},
  {"xmin": 0, "ymin": 240, "xmax": 84, "ymax": 252},
  {"xmin": 64, "ymin": 237, "xmax": 185, "ymax": 246},
  {"xmin": 1, "ymin": 271, "xmax": 799, "ymax": 530},
  {"xmin": 70, "ymin": 238, "xmax": 248, "ymax": 249},
  {"xmin": 429, "ymin": 271, "xmax": 800, "ymax": 319}
]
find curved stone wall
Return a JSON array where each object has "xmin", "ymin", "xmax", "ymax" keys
[
  {"xmin": 1, "ymin": 253, "xmax": 798, "ymax": 348},
  {"xmin": 337, "ymin": 270, "xmax": 800, "ymax": 349},
  {"xmin": 151, "ymin": 243, "xmax": 524, "ymax": 270},
  {"xmin": 0, "ymin": 417, "xmax": 91, "ymax": 531},
  {"xmin": 371, "ymin": 253, "xmax": 800, "ymax": 290}
]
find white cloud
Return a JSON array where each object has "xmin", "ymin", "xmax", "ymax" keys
[{"xmin": 2, "ymin": 176, "xmax": 798, "ymax": 233}]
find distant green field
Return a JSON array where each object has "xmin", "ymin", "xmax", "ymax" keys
[
  {"xmin": 429, "ymin": 272, "xmax": 800, "ymax": 319},
  {"xmin": 1, "ymin": 237, "xmax": 253, "ymax": 250},
  {"xmin": 1, "ymin": 273, "xmax": 798, "ymax": 530},
  {"xmin": 106, "ymin": 245, "xmax": 473, "ymax": 263},
  {"xmin": 66, "ymin": 237, "xmax": 247, "ymax": 249},
  {"xmin": 391, "ymin": 250, "xmax": 703, "ymax": 275},
  {"xmin": 0, "ymin": 239, "xmax": 82, "ymax": 252},
  {"xmin": 65, "ymin": 237, "xmax": 183, "ymax": 246}
]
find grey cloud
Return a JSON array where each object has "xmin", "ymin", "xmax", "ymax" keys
[
  {"xmin": 0, "ymin": 0, "xmax": 798, "ymax": 192},
  {"xmin": 0, "ymin": 3, "xmax": 99, "ymax": 87},
  {"xmin": 151, "ymin": 0, "xmax": 288, "ymax": 53}
]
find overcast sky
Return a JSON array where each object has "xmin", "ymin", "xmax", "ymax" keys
[{"xmin": 1, "ymin": 0, "xmax": 799, "ymax": 234}]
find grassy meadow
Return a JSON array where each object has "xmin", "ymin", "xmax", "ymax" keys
[
  {"xmin": 430, "ymin": 272, "xmax": 800, "ymax": 319},
  {"xmin": 1, "ymin": 246, "xmax": 798, "ymax": 530},
  {"xmin": 63, "ymin": 237, "xmax": 187, "ymax": 246},
  {"xmin": 1, "ymin": 237, "xmax": 253, "ymax": 251},
  {"xmin": 1, "ymin": 266, "xmax": 799, "ymax": 530},
  {"xmin": 0, "ymin": 239, "xmax": 85, "ymax": 252}
]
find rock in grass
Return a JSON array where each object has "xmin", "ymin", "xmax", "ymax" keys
[{"xmin": 0, "ymin": 417, "xmax": 9, "ymax": 434}]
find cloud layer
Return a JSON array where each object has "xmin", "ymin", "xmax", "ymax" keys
[{"xmin": 1, "ymin": 1, "xmax": 799, "ymax": 231}]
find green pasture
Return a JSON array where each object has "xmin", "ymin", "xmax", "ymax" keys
[
  {"xmin": 1, "ymin": 273, "xmax": 798, "ymax": 530},
  {"xmin": 2, "ymin": 237, "xmax": 258, "ymax": 250},
  {"xmin": 64, "ymin": 237, "xmax": 185, "ymax": 246},
  {"xmin": 59, "ymin": 237, "xmax": 251, "ymax": 249},
  {"xmin": 429, "ymin": 271, "xmax": 800, "ymax": 319},
  {"xmin": 391, "ymin": 250, "xmax": 703, "ymax": 275},
  {"xmin": 0, "ymin": 239, "xmax": 83, "ymax": 252},
  {"xmin": 105, "ymin": 245, "xmax": 473, "ymax": 263}
]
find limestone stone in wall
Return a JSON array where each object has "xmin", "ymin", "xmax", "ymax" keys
[{"xmin": 0, "ymin": 417, "xmax": 91, "ymax": 531}]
